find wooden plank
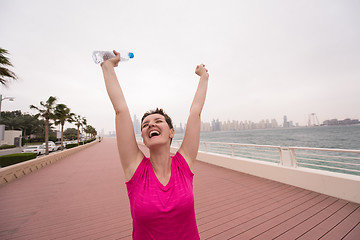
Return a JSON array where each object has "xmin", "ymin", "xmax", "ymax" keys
[
  {"xmin": 343, "ymin": 222, "xmax": 360, "ymax": 240},
  {"xmin": 250, "ymin": 197, "xmax": 340, "ymax": 239},
  {"xmin": 274, "ymin": 199, "xmax": 348, "ymax": 239},
  {"xmin": 321, "ymin": 205, "xmax": 360, "ymax": 240},
  {"xmin": 198, "ymin": 186, "xmax": 309, "ymax": 235},
  {"xmin": 291, "ymin": 202, "xmax": 359, "ymax": 239},
  {"xmin": 204, "ymin": 193, "xmax": 327, "ymax": 239}
]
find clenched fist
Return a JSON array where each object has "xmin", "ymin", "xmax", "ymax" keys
[{"xmin": 195, "ymin": 64, "xmax": 209, "ymax": 79}]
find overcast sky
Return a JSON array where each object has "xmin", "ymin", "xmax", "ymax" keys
[{"xmin": 1, "ymin": 0, "xmax": 359, "ymax": 134}]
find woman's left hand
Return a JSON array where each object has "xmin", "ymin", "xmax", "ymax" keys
[{"xmin": 195, "ymin": 64, "xmax": 209, "ymax": 79}]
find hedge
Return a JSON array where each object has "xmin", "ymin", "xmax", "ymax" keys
[
  {"xmin": 65, "ymin": 138, "xmax": 96, "ymax": 149},
  {"xmin": 0, "ymin": 144, "xmax": 16, "ymax": 150},
  {"xmin": 65, "ymin": 143, "xmax": 78, "ymax": 149},
  {"xmin": 85, "ymin": 138, "xmax": 96, "ymax": 144},
  {"xmin": 0, "ymin": 153, "xmax": 37, "ymax": 168}
]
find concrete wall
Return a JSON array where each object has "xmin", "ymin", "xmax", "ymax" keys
[{"xmin": 0, "ymin": 141, "xmax": 98, "ymax": 185}]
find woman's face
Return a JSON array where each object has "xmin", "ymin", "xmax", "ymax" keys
[{"xmin": 141, "ymin": 114, "xmax": 174, "ymax": 148}]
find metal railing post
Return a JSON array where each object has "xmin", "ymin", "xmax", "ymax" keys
[
  {"xmin": 290, "ymin": 148, "xmax": 298, "ymax": 167},
  {"xmin": 280, "ymin": 147, "xmax": 296, "ymax": 167}
]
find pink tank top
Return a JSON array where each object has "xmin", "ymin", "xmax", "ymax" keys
[{"xmin": 126, "ymin": 152, "xmax": 200, "ymax": 240}]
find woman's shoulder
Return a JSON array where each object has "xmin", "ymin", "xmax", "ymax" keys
[{"xmin": 172, "ymin": 152, "xmax": 194, "ymax": 177}]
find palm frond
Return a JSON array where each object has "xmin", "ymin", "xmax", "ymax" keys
[{"xmin": 0, "ymin": 48, "xmax": 14, "ymax": 66}]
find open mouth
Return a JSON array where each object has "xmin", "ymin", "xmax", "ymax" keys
[{"xmin": 149, "ymin": 130, "xmax": 160, "ymax": 138}]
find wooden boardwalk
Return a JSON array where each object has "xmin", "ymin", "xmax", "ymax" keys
[{"xmin": 0, "ymin": 138, "xmax": 359, "ymax": 239}]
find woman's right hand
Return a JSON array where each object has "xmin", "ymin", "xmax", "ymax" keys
[{"xmin": 101, "ymin": 50, "xmax": 121, "ymax": 68}]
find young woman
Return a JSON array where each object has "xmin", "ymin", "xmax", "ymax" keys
[{"xmin": 101, "ymin": 50, "xmax": 209, "ymax": 239}]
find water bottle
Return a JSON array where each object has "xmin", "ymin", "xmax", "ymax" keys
[{"xmin": 92, "ymin": 50, "xmax": 134, "ymax": 64}]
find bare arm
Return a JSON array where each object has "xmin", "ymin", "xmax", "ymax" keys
[
  {"xmin": 101, "ymin": 51, "xmax": 143, "ymax": 180},
  {"xmin": 178, "ymin": 64, "xmax": 209, "ymax": 170}
]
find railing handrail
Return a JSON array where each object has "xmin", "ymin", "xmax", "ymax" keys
[
  {"xmin": 289, "ymin": 146, "xmax": 360, "ymax": 153},
  {"xmin": 172, "ymin": 140, "xmax": 360, "ymax": 175},
  {"xmin": 173, "ymin": 139, "xmax": 360, "ymax": 153},
  {"xmin": 173, "ymin": 140, "xmax": 281, "ymax": 149}
]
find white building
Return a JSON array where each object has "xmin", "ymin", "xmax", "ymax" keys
[{"xmin": 0, "ymin": 125, "xmax": 22, "ymax": 146}]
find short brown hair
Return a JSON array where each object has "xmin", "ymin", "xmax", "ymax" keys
[{"xmin": 141, "ymin": 108, "xmax": 174, "ymax": 130}]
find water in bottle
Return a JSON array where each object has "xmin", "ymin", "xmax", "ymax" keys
[{"xmin": 92, "ymin": 50, "xmax": 134, "ymax": 64}]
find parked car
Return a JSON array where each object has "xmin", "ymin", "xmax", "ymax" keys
[
  {"xmin": 22, "ymin": 145, "xmax": 46, "ymax": 155},
  {"xmin": 42, "ymin": 141, "xmax": 57, "ymax": 152},
  {"xmin": 55, "ymin": 141, "xmax": 66, "ymax": 150}
]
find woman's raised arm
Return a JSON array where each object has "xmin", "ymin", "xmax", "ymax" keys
[
  {"xmin": 178, "ymin": 64, "xmax": 209, "ymax": 170},
  {"xmin": 101, "ymin": 51, "xmax": 144, "ymax": 180}
]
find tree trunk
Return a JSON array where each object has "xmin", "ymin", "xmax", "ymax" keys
[
  {"xmin": 61, "ymin": 123, "xmax": 64, "ymax": 150},
  {"xmin": 77, "ymin": 126, "xmax": 80, "ymax": 145},
  {"xmin": 45, "ymin": 118, "xmax": 49, "ymax": 155}
]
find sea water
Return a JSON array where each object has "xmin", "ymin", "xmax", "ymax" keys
[
  {"xmin": 172, "ymin": 124, "xmax": 360, "ymax": 175},
  {"xmin": 173, "ymin": 125, "xmax": 360, "ymax": 150}
]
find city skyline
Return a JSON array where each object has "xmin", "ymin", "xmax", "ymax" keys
[
  {"xmin": 125, "ymin": 113, "xmax": 359, "ymax": 137},
  {"xmin": 1, "ymin": 107, "xmax": 357, "ymax": 137}
]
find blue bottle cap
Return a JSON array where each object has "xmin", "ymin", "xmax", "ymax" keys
[{"xmin": 128, "ymin": 52, "xmax": 134, "ymax": 59}]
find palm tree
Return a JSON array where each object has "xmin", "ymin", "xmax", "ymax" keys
[
  {"xmin": 74, "ymin": 115, "xmax": 83, "ymax": 145},
  {"xmin": 84, "ymin": 125, "xmax": 89, "ymax": 140},
  {"xmin": 87, "ymin": 125, "xmax": 97, "ymax": 139},
  {"xmin": 81, "ymin": 117, "xmax": 87, "ymax": 141},
  {"xmin": 0, "ymin": 48, "xmax": 18, "ymax": 86},
  {"xmin": 84, "ymin": 124, "xmax": 96, "ymax": 140},
  {"xmin": 53, "ymin": 104, "xmax": 74, "ymax": 150},
  {"xmin": 30, "ymin": 96, "xmax": 57, "ymax": 155},
  {"xmin": 92, "ymin": 127, "xmax": 98, "ymax": 139}
]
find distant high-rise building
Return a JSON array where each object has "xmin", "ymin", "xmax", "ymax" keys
[
  {"xmin": 133, "ymin": 115, "xmax": 140, "ymax": 134},
  {"xmin": 271, "ymin": 119, "xmax": 278, "ymax": 128},
  {"xmin": 179, "ymin": 123, "xmax": 184, "ymax": 133},
  {"xmin": 283, "ymin": 115, "xmax": 288, "ymax": 128},
  {"xmin": 201, "ymin": 121, "xmax": 211, "ymax": 132},
  {"xmin": 211, "ymin": 119, "xmax": 221, "ymax": 131},
  {"xmin": 283, "ymin": 115, "xmax": 293, "ymax": 127}
]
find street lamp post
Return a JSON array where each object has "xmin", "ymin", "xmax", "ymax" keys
[
  {"xmin": 0, "ymin": 94, "xmax": 15, "ymax": 114},
  {"xmin": 0, "ymin": 94, "xmax": 15, "ymax": 142}
]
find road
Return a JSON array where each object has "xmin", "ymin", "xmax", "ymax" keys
[{"xmin": 0, "ymin": 147, "xmax": 24, "ymax": 156}]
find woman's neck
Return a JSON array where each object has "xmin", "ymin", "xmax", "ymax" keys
[{"xmin": 149, "ymin": 146, "xmax": 172, "ymax": 181}]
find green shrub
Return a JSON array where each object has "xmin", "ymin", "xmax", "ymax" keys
[
  {"xmin": 0, "ymin": 144, "xmax": 16, "ymax": 150},
  {"xmin": 0, "ymin": 153, "xmax": 37, "ymax": 167},
  {"xmin": 85, "ymin": 138, "xmax": 96, "ymax": 144},
  {"xmin": 49, "ymin": 136, "xmax": 57, "ymax": 142},
  {"xmin": 64, "ymin": 139, "xmax": 96, "ymax": 149},
  {"xmin": 65, "ymin": 143, "xmax": 78, "ymax": 149}
]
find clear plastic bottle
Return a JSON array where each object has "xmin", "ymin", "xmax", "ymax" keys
[{"xmin": 92, "ymin": 50, "xmax": 134, "ymax": 64}]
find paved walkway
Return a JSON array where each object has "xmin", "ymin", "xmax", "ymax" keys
[{"xmin": 0, "ymin": 138, "xmax": 359, "ymax": 239}]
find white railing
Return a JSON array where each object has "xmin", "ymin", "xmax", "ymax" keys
[
  {"xmin": 172, "ymin": 140, "xmax": 360, "ymax": 176},
  {"xmin": 173, "ymin": 140, "xmax": 281, "ymax": 164},
  {"xmin": 289, "ymin": 147, "xmax": 360, "ymax": 175}
]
